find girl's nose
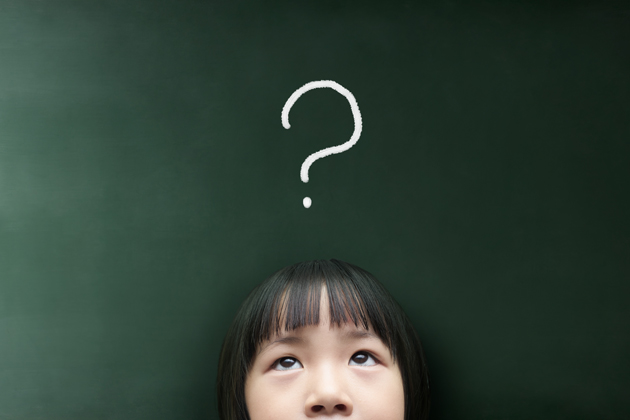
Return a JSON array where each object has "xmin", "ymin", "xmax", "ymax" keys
[{"xmin": 304, "ymin": 366, "xmax": 354, "ymax": 417}]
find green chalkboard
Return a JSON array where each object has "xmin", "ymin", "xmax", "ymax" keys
[{"xmin": 0, "ymin": 1, "xmax": 628, "ymax": 419}]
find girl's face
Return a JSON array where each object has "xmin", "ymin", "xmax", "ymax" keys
[{"xmin": 245, "ymin": 287, "xmax": 405, "ymax": 420}]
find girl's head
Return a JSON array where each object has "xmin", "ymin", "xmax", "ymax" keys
[{"xmin": 217, "ymin": 259, "xmax": 430, "ymax": 420}]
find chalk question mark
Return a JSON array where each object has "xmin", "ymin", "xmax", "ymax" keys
[{"xmin": 281, "ymin": 80, "xmax": 362, "ymax": 208}]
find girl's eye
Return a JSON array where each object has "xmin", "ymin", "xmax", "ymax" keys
[
  {"xmin": 272, "ymin": 352, "xmax": 377, "ymax": 370},
  {"xmin": 349, "ymin": 351, "xmax": 378, "ymax": 366},
  {"xmin": 272, "ymin": 357, "xmax": 303, "ymax": 371}
]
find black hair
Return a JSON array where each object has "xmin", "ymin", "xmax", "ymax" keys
[{"xmin": 216, "ymin": 259, "xmax": 430, "ymax": 420}]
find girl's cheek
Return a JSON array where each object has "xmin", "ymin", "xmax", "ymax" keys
[
  {"xmin": 350, "ymin": 365, "xmax": 388, "ymax": 380},
  {"xmin": 267, "ymin": 369, "xmax": 302, "ymax": 386}
]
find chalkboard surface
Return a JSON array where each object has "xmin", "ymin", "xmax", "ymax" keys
[{"xmin": 0, "ymin": 1, "xmax": 628, "ymax": 419}]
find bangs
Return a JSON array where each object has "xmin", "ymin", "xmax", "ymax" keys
[{"xmin": 249, "ymin": 260, "xmax": 397, "ymax": 357}]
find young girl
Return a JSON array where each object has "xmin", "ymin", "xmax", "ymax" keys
[{"xmin": 217, "ymin": 259, "xmax": 430, "ymax": 420}]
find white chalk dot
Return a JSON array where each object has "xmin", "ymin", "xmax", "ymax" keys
[{"xmin": 303, "ymin": 197, "xmax": 312, "ymax": 208}]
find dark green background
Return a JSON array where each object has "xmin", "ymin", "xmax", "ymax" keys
[{"xmin": 0, "ymin": 0, "xmax": 628, "ymax": 419}]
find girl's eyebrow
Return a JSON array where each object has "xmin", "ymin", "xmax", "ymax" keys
[{"xmin": 259, "ymin": 329, "xmax": 379, "ymax": 354}]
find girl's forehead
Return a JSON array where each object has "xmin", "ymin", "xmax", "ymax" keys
[
  {"xmin": 273, "ymin": 285, "xmax": 367, "ymax": 331},
  {"xmin": 258, "ymin": 320, "xmax": 381, "ymax": 357},
  {"xmin": 263, "ymin": 318, "xmax": 379, "ymax": 350},
  {"xmin": 255, "ymin": 283, "xmax": 394, "ymax": 361},
  {"xmin": 260, "ymin": 282, "xmax": 384, "ymax": 348},
  {"xmin": 273, "ymin": 318, "xmax": 369, "ymax": 335}
]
